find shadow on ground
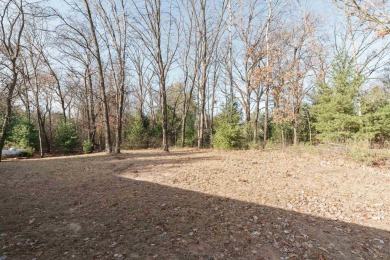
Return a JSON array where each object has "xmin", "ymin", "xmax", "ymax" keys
[{"xmin": 0, "ymin": 150, "xmax": 389, "ymax": 259}]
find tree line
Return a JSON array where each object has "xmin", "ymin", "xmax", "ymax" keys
[{"xmin": 0, "ymin": 0, "xmax": 389, "ymax": 160}]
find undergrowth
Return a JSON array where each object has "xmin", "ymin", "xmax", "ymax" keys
[{"xmin": 286, "ymin": 143, "xmax": 389, "ymax": 167}]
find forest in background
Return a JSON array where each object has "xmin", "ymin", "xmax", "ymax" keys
[{"xmin": 1, "ymin": 0, "xmax": 390, "ymax": 159}]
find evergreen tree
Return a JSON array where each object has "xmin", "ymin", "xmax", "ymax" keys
[
  {"xmin": 6, "ymin": 115, "xmax": 39, "ymax": 151},
  {"xmin": 213, "ymin": 100, "xmax": 244, "ymax": 150},
  {"xmin": 311, "ymin": 54, "xmax": 363, "ymax": 143},
  {"xmin": 360, "ymin": 86, "xmax": 390, "ymax": 146},
  {"xmin": 123, "ymin": 112, "xmax": 149, "ymax": 149},
  {"xmin": 55, "ymin": 121, "xmax": 79, "ymax": 153}
]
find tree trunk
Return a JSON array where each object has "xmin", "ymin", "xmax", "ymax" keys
[
  {"xmin": 245, "ymin": 94, "xmax": 251, "ymax": 143},
  {"xmin": 41, "ymin": 114, "xmax": 51, "ymax": 154},
  {"xmin": 87, "ymin": 66, "xmax": 96, "ymax": 145},
  {"xmin": 263, "ymin": 87, "xmax": 269, "ymax": 149},
  {"xmin": 210, "ymin": 79, "xmax": 217, "ymax": 146},
  {"xmin": 293, "ymin": 124, "xmax": 298, "ymax": 145},
  {"xmin": 253, "ymin": 102, "xmax": 260, "ymax": 143},
  {"xmin": 293, "ymin": 119, "xmax": 299, "ymax": 146},
  {"xmin": 115, "ymin": 83, "xmax": 125, "ymax": 154},
  {"xmin": 180, "ymin": 77, "xmax": 196, "ymax": 147},
  {"xmin": 180, "ymin": 104, "xmax": 187, "ymax": 147},
  {"xmin": 306, "ymin": 110, "xmax": 312, "ymax": 145},
  {"xmin": 198, "ymin": 1, "xmax": 208, "ymax": 149},
  {"xmin": 253, "ymin": 88, "xmax": 262, "ymax": 143},
  {"xmin": 161, "ymin": 79, "xmax": 169, "ymax": 152},
  {"xmin": 0, "ymin": 71, "xmax": 17, "ymax": 161},
  {"xmin": 35, "ymin": 86, "xmax": 45, "ymax": 158},
  {"xmin": 180, "ymin": 81, "xmax": 189, "ymax": 147},
  {"xmin": 198, "ymin": 78, "xmax": 207, "ymax": 148}
]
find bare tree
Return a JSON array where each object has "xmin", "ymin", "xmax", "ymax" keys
[
  {"xmin": 334, "ymin": 0, "xmax": 390, "ymax": 36},
  {"xmin": 232, "ymin": 0, "xmax": 267, "ymax": 143},
  {"xmin": 95, "ymin": 0, "xmax": 129, "ymax": 154},
  {"xmin": 263, "ymin": 0, "xmax": 272, "ymax": 148},
  {"xmin": 129, "ymin": 45, "xmax": 153, "ymax": 118},
  {"xmin": 83, "ymin": 0, "xmax": 112, "ymax": 153},
  {"xmin": 22, "ymin": 15, "xmax": 52, "ymax": 157},
  {"xmin": 131, "ymin": 0, "xmax": 181, "ymax": 152},
  {"xmin": 179, "ymin": 0, "xmax": 201, "ymax": 147},
  {"xmin": 0, "ymin": 0, "xmax": 25, "ymax": 161},
  {"xmin": 41, "ymin": 51, "xmax": 67, "ymax": 122},
  {"xmin": 55, "ymin": 11, "xmax": 98, "ymax": 148},
  {"xmin": 191, "ymin": 0, "xmax": 227, "ymax": 148}
]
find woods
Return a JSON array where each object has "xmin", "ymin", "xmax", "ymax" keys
[{"xmin": 1, "ymin": 0, "xmax": 390, "ymax": 158}]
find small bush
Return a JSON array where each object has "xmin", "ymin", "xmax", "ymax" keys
[
  {"xmin": 24, "ymin": 147, "xmax": 35, "ymax": 157},
  {"xmin": 55, "ymin": 121, "xmax": 79, "ymax": 153},
  {"xmin": 82, "ymin": 139, "xmax": 93, "ymax": 154},
  {"xmin": 346, "ymin": 146, "xmax": 389, "ymax": 166},
  {"xmin": 248, "ymin": 141, "xmax": 262, "ymax": 150},
  {"xmin": 300, "ymin": 143, "xmax": 317, "ymax": 155},
  {"xmin": 264, "ymin": 140, "xmax": 282, "ymax": 150}
]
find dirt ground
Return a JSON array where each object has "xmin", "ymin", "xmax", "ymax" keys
[{"xmin": 1, "ymin": 148, "xmax": 390, "ymax": 259}]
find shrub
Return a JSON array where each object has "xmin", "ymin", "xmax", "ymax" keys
[
  {"xmin": 55, "ymin": 121, "xmax": 79, "ymax": 153},
  {"xmin": 24, "ymin": 147, "xmax": 35, "ymax": 157},
  {"xmin": 82, "ymin": 139, "xmax": 93, "ymax": 154}
]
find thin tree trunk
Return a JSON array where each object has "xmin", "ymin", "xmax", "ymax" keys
[
  {"xmin": 161, "ymin": 78, "xmax": 169, "ymax": 151},
  {"xmin": 263, "ymin": 0, "xmax": 272, "ymax": 149},
  {"xmin": 87, "ymin": 65, "xmax": 96, "ymax": 145},
  {"xmin": 41, "ymin": 115, "xmax": 50, "ymax": 154},
  {"xmin": 180, "ymin": 79, "xmax": 189, "ymax": 147},
  {"xmin": 306, "ymin": 110, "xmax": 312, "ymax": 145},
  {"xmin": 293, "ymin": 115, "xmax": 299, "ymax": 145},
  {"xmin": 115, "ymin": 90, "xmax": 124, "ymax": 153},
  {"xmin": 263, "ymin": 87, "xmax": 269, "ymax": 149},
  {"xmin": 84, "ymin": 69, "xmax": 91, "ymax": 141},
  {"xmin": 293, "ymin": 123, "xmax": 298, "ymax": 145},
  {"xmin": 0, "ymin": 69, "xmax": 17, "ymax": 161},
  {"xmin": 253, "ymin": 87, "xmax": 262, "ymax": 143},
  {"xmin": 245, "ymin": 94, "xmax": 251, "ymax": 143},
  {"xmin": 198, "ymin": 74, "xmax": 207, "ymax": 148},
  {"xmin": 180, "ymin": 103, "xmax": 187, "ymax": 147},
  {"xmin": 35, "ymin": 86, "xmax": 45, "ymax": 158},
  {"xmin": 210, "ymin": 62, "xmax": 218, "ymax": 146}
]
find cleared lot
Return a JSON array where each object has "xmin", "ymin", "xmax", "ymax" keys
[{"xmin": 1, "ymin": 149, "xmax": 389, "ymax": 259}]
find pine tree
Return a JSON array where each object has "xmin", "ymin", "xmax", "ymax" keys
[
  {"xmin": 360, "ymin": 86, "xmax": 390, "ymax": 146},
  {"xmin": 213, "ymin": 100, "xmax": 244, "ymax": 150},
  {"xmin": 311, "ymin": 54, "xmax": 362, "ymax": 143}
]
